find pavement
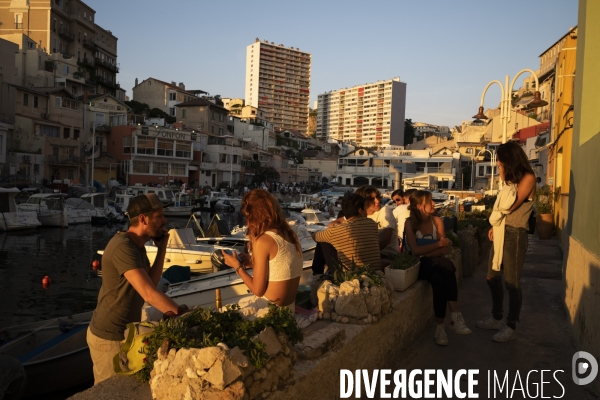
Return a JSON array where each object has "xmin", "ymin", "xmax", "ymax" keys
[{"xmin": 381, "ymin": 234, "xmax": 599, "ymax": 399}]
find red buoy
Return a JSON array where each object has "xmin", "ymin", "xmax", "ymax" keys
[
  {"xmin": 92, "ymin": 260, "xmax": 100, "ymax": 271},
  {"xmin": 42, "ymin": 276, "xmax": 51, "ymax": 285}
]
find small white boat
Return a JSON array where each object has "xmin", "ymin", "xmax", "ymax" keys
[
  {"xmin": 0, "ymin": 188, "xmax": 42, "ymax": 231},
  {"xmin": 162, "ymin": 260, "xmax": 314, "ymax": 310},
  {"xmin": 127, "ymin": 184, "xmax": 176, "ymax": 206},
  {"xmin": 17, "ymin": 193, "xmax": 68, "ymax": 227},
  {"xmin": 80, "ymin": 193, "xmax": 124, "ymax": 224},
  {"xmin": 164, "ymin": 192, "xmax": 194, "ymax": 217},
  {"xmin": 207, "ymin": 191, "xmax": 242, "ymax": 208},
  {"xmin": 0, "ymin": 311, "xmax": 93, "ymax": 398}
]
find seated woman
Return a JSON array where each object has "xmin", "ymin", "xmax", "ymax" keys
[
  {"xmin": 404, "ymin": 190, "xmax": 471, "ymax": 346},
  {"xmin": 223, "ymin": 189, "xmax": 303, "ymax": 312}
]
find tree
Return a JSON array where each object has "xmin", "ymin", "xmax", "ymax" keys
[{"xmin": 404, "ymin": 119, "xmax": 415, "ymax": 146}]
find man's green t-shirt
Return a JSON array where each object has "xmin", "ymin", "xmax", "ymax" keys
[{"xmin": 90, "ymin": 232, "xmax": 150, "ymax": 341}]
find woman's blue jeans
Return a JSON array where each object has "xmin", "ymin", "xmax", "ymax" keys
[{"xmin": 487, "ymin": 225, "xmax": 528, "ymax": 324}]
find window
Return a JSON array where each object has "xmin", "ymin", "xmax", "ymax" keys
[
  {"xmin": 218, "ymin": 127, "xmax": 223, "ymax": 136},
  {"xmin": 63, "ymin": 127, "xmax": 69, "ymax": 138},
  {"xmin": 211, "ymin": 111, "xmax": 215, "ymax": 120},
  {"xmin": 211, "ymin": 126, "xmax": 214, "ymax": 134},
  {"xmin": 72, "ymin": 86, "xmax": 77, "ymax": 95},
  {"xmin": 175, "ymin": 141, "xmax": 191, "ymax": 158},
  {"xmin": 171, "ymin": 163, "xmax": 186, "ymax": 175},
  {"xmin": 220, "ymin": 153, "xmax": 227, "ymax": 163},
  {"xmin": 84, "ymin": 11, "xmax": 86, "ymax": 18},
  {"xmin": 169, "ymin": 107, "xmax": 176, "ymax": 116},
  {"xmin": 33, "ymin": 96, "xmax": 39, "ymax": 108},
  {"xmin": 182, "ymin": 109, "xmax": 186, "ymax": 118},
  {"xmin": 123, "ymin": 136, "xmax": 130, "ymax": 153},
  {"xmin": 478, "ymin": 166, "xmax": 485, "ymax": 176},
  {"xmin": 53, "ymin": 19, "xmax": 57, "ymax": 32},
  {"xmin": 136, "ymin": 136, "xmax": 155, "ymax": 155},
  {"xmin": 73, "ymin": 129, "xmax": 80, "ymax": 140},
  {"xmin": 219, "ymin": 113, "xmax": 224, "ymax": 122},
  {"xmin": 40, "ymin": 124, "xmax": 60, "ymax": 137},
  {"xmin": 169, "ymin": 92, "xmax": 176, "ymax": 101},
  {"xmin": 466, "ymin": 147, "xmax": 473, "ymax": 154},
  {"xmin": 157, "ymin": 139, "xmax": 173, "ymax": 156},
  {"xmin": 23, "ymin": 94, "xmax": 29, "ymax": 106},
  {"xmin": 55, "ymin": 97, "xmax": 62, "ymax": 108},
  {"xmin": 153, "ymin": 162, "xmax": 168, "ymax": 174},
  {"xmin": 132, "ymin": 160, "xmax": 150, "ymax": 173}
]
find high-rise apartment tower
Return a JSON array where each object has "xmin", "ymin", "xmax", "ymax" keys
[
  {"xmin": 316, "ymin": 78, "xmax": 406, "ymax": 147},
  {"xmin": 245, "ymin": 38, "xmax": 311, "ymax": 133}
]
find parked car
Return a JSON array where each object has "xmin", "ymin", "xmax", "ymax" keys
[{"xmin": 0, "ymin": 174, "xmax": 31, "ymax": 189}]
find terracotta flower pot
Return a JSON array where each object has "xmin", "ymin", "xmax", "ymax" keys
[{"xmin": 536, "ymin": 213, "xmax": 554, "ymax": 240}]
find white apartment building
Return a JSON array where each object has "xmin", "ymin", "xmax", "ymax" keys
[
  {"xmin": 316, "ymin": 77, "xmax": 407, "ymax": 147},
  {"xmin": 245, "ymin": 38, "xmax": 311, "ymax": 134}
]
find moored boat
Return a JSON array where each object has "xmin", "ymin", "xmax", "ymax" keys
[
  {"xmin": 0, "ymin": 188, "xmax": 42, "ymax": 231},
  {"xmin": 0, "ymin": 311, "xmax": 93, "ymax": 398}
]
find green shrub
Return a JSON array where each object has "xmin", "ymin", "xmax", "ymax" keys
[
  {"xmin": 328, "ymin": 258, "xmax": 385, "ymax": 287},
  {"xmin": 135, "ymin": 304, "xmax": 302, "ymax": 382},
  {"xmin": 388, "ymin": 253, "xmax": 420, "ymax": 270},
  {"xmin": 535, "ymin": 185, "xmax": 555, "ymax": 214},
  {"xmin": 446, "ymin": 231, "xmax": 460, "ymax": 247}
]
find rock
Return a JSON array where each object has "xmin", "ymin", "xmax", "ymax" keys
[
  {"xmin": 186, "ymin": 367, "xmax": 198, "ymax": 379},
  {"xmin": 253, "ymin": 371, "xmax": 261, "ymax": 381},
  {"xmin": 203, "ymin": 357, "xmax": 243, "ymax": 390},
  {"xmin": 217, "ymin": 342, "xmax": 230, "ymax": 351},
  {"xmin": 316, "ymin": 281, "xmax": 337, "ymax": 313},
  {"xmin": 193, "ymin": 346, "xmax": 226, "ymax": 370},
  {"xmin": 257, "ymin": 327, "xmax": 282, "ymax": 358},
  {"xmin": 260, "ymin": 368, "xmax": 268, "ymax": 379},
  {"xmin": 335, "ymin": 292, "xmax": 368, "ymax": 318},
  {"xmin": 323, "ymin": 312, "xmax": 331, "ymax": 320},
  {"xmin": 248, "ymin": 380, "xmax": 263, "ymax": 400},
  {"xmin": 331, "ymin": 312, "xmax": 338, "ymax": 320},
  {"xmin": 167, "ymin": 348, "xmax": 192, "ymax": 377},
  {"xmin": 373, "ymin": 315, "xmax": 378, "ymax": 323},
  {"xmin": 0, "ymin": 356, "xmax": 26, "ymax": 400},
  {"xmin": 244, "ymin": 374, "xmax": 254, "ymax": 388},
  {"xmin": 341, "ymin": 317, "xmax": 349, "ymax": 323},
  {"xmin": 160, "ymin": 360, "xmax": 169, "ymax": 373},
  {"xmin": 339, "ymin": 279, "xmax": 361, "ymax": 295},
  {"xmin": 365, "ymin": 286, "xmax": 383, "ymax": 316},
  {"xmin": 228, "ymin": 346, "xmax": 249, "ymax": 368},
  {"xmin": 167, "ymin": 348, "xmax": 177, "ymax": 362},
  {"xmin": 295, "ymin": 325, "xmax": 346, "ymax": 360}
]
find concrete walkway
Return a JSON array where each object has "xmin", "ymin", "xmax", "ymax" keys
[{"xmin": 382, "ymin": 234, "xmax": 598, "ymax": 399}]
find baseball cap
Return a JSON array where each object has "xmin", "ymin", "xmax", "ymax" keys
[{"xmin": 126, "ymin": 193, "xmax": 169, "ymax": 219}]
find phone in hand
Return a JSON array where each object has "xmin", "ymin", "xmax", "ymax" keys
[{"xmin": 222, "ymin": 249, "xmax": 244, "ymax": 264}]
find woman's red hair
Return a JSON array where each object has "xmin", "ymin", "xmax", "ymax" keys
[{"xmin": 241, "ymin": 189, "xmax": 301, "ymax": 254}]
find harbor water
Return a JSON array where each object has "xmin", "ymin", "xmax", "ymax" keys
[{"xmin": 0, "ymin": 210, "xmax": 247, "ymax": 329}]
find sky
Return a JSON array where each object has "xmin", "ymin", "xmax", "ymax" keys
[{"xmin": 91, "ymin": 0, "xmax": 578, "ymax": 128}]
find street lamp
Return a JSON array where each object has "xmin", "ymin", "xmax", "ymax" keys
[
  {"xmin": 475, "ymin": 149, "xmax": 497, "ymax": 193},
  {"xmin": 473, "ymin": 69, "xmax": 548, "ymax": 144}
]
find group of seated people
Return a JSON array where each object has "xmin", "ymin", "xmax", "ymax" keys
[{"xmin": 310, "ymin": 186, "xmax": 417, "ymax": 274}]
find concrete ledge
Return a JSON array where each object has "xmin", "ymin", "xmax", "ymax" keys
[
  {"xmin": 270, "ymin": 281, "xmax": 433, "ymax": 400},
  {"xmin": 69, "ymin": 281, "xmax": 433, "ymax": 399}
]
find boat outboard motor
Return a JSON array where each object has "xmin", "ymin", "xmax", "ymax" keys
[{"xmin": 211, "ymin": 249, "xmax": 242, "ymax": 273}]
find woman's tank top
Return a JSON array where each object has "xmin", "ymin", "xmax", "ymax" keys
[
  {"xmin": 263, "ymin": 231, "xmax": 303, "ymax": 282},
  {"xmin": 415, "ymin": 220, "xmax": 438, "ymax": 240},
  {"xmin": 506, "ymin": 197, "xmax": 534, "ymax": 230}
]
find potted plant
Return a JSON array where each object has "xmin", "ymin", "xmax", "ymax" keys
[
  {"xmin": 384, "ymin": 253, "xmax": 421, "ymax": 291},
  {"xmin": 534, "ymin": 185, "xmax": 554, "ymax": 240}
]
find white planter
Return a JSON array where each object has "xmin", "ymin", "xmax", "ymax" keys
[{"xmin": 385, "ymin": 262, "xmax": 420, "ymax": 292}]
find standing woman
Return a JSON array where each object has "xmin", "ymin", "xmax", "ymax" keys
[
  {"xmin": 222, "ymin": 189, "xmax": 303, "ymax": 311},
  {"xmin": 404, "ymin": 190, "xmax": 471, "ymax": 346},
  {"xmin": 477, "ymin": 141, "xmax": 536, "ymax": 342}
]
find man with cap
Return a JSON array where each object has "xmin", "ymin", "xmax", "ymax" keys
[{"xmin": 87, "ymin": 193, "xmax": 185, "ymax": 385}]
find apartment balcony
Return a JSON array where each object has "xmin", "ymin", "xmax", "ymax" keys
[
  {"xmin": 60, "ymin": 50, "xmax": 73, "ymax": 59},
  {"xmin": 15, "ymin": 22, "xmax": 23, "ymax": 29},
  {"xmin": 78, "ymin": 57, "xmax": 95, "ymax": 68},
  {"xmin": 44, "ymin": 60, "xmax": 55, "ymax": 72},
  {"xmin": 90, "ymin": 122, "xmax": 111, "ymax": 132},
  {"xmin": 82, "ymin": 39, "xmax": 97, "ymax": 50},
  {"xmin": 48, "ymin": 156, "xmax": 81, "ymax": 166},
  {"xmin": 97, "ymin": 58, "xmax": 120, "ymax": 73},
  {"xmin": 58, "ymin": 27, "xmax": 74, "ymax": 41}
]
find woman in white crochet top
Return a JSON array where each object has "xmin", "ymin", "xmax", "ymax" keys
[{"xmin": 477, "ymin": 141, "xmax": 536, "ymax": 343}]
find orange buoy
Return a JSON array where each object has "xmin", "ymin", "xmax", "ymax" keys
[
  {"xmin": 92, "ymin": 260, "xmax": 100, "ymax": 271},
  {"xmin": 42, "ymin": 276, "xmax": 51, "ymax": 286}
]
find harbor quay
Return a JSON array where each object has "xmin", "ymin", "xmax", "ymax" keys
[{"xmin": 68, "ymin": 234, "xmax": 597, "ymax": 399}]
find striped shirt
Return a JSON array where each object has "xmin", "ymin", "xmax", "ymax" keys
[{"xmin": 314, "ymin": 217, "xmax": 382, "ymax": 270}]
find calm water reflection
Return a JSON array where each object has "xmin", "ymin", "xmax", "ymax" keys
[{"xmin": 0, "ymin": 210, "xmax": 247, "ymax": 329}]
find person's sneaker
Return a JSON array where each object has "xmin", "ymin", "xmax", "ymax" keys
[
  {"xmin": 476, "ymin": 316, "xmax": 506, "ymax": 330},
  {"xmin": 435, "ymin": 324, "xmax": 449, "ymax": 346},
  {"xmin": 492, "ymin": 325, "xmax": 517, "ymax": 342},
  {"xmin": 449, "ymin": 312, "xmax": 472, "ymax": 334}
]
